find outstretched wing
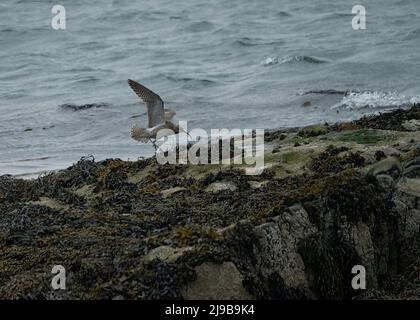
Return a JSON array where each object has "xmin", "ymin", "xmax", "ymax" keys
[
  {"xmin": 128, "ymin": 79, "xmax": 165, "ymax": 128},
  {"xmin": 164, "ymin": 108, "xmax": 176, "ymax": 121}
]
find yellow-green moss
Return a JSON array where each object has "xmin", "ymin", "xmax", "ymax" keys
[
  {"xmin": 281, "ymin": 151, "xmax": 302, "ymax": 164},
  {"xmin": 338, "ymin": 130, "xmax": 391, "ymax": 145}
]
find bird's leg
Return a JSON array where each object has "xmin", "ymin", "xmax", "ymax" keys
[
  {"xmin": 179, "ymin": 127, "xmax": 193, "ymax": 140},
  {"xmin": 186, "ymin": 130, "xmax": 193, "ymax": 139},
  {"xmin": 149, "ymin": 138, "xmax": 158, "ymax": 152},
  {"xmin": 150, "ymin": 138, "xmax": 164, "ymax": 153}
]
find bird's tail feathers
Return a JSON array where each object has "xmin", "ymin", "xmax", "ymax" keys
[{"xmin": 131, "ymin": 126, "xmax": 150, "ymax": 143}]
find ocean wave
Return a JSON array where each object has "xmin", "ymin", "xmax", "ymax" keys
[
  {"xmin": 70, "ymin": 76, "xmax": 101, "ymax": 84},
  {"xmin": 262, "ymin": 55, "xmax": 327, "ymax": 66},
  {"xmin": 300, "ymin": 89, "xmax": 352, "ymax": 96},
  {"xmin": 262, "ymin": 56, "xmax": 279, "ymax": 66},
  {"xmin": 169, "ymin": 15, "xmax": 183, "ymax": 20},
  {"xmin": 183, "ymin": 21, "xmax": 215, "ymax": 33},
  {"xmin": 403, "ymin": 27, "xmax": 420, "ymax": 40},
  {"xmin": 59, "ymin": 103, "xmax": 111, "ymax": 111},
  {"xmin": 331, "ymin": 91, "xmax": 420, "ymax": 110},
  {"xmin": 166, "ymin": 76, "xmax": 217, "ymax": 85},
  {"xmin": 275, "ymin": 11, "xmax": 292, "ymax": 17},
  {"xmin": 233, "ymin": 37, "xmax": 284, "ymax": 47},
  {"xmin": 17, "ymin": 156, "xmax": 50, "ymax": 162}
]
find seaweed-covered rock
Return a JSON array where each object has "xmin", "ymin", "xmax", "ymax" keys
[
  {"xmin": 0, "ymin": 105, "xmax": 420, "ymax": 300},
  {"xmin": 250, "ymin": 205, "xmax": 317, "ymax": 298}
]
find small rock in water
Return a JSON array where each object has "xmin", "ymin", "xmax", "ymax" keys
[{"xmin": 302, "ymin": 101, "xmax": 312, "ymax": 107}]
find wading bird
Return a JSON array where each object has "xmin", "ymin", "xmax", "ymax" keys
[{"xmin": 128, "ymin": 79, "xmax": 181, "ymax": 150}]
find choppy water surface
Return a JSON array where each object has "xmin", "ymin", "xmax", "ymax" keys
[{"xmin": 1, "ymin": 0, "xmax": 419, "ymax": 176}]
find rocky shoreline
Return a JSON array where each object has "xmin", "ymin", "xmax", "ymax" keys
[{"xmin": 0, "ymin": 105, "xmax": 419, "ymax": 300}]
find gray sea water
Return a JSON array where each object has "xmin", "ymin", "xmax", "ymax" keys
[{"xmin": 1, "ymin": 0, "xmax": 419, "ymax": 177}]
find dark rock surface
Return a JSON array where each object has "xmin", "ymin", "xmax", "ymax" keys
[{"xmin": 0, "ymin": 105, "xmax": 419, "ymax": 300}]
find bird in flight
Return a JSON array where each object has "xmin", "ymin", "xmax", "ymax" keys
[{"xmin": 127, "ymin": 79, "xmax": 181, "ymax": 150}]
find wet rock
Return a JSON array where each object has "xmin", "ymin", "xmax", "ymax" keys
[
  {"xmin": 248, "ymin": 180, "xmax": 268, "ymax": 189},
  {"xmin": 403, "ymin": 165, "xmax": 420, "ymax": 178},
  {"xmin": 251, "ymin": 205, "xmax": 317, "ymax": 297},
  {"xmin": 181, "ymin": 262, "xmax": 252, "ymax": 300},
  {"xmin": 406, "ymin": 156, "xmax": 420, "ymax": 168},
  {"xmin": 354, "ymin": 104, "xmax": 420, "ymax": 131},
  {"xmin": 402, "ymin": 119, "xmax": 420, "ymax": 131},
  {"xmin": 365, "ymin": 157, "xmax": 402, "ymax": 178},
  {"xmin": 340, "ymin": 221, "xmax": 378, "ymax": 288},
  {"xmin": 161, "ymin": 187, "xmax": 187, "ymax": 198},
  {"xmin": 376, "ymin": 174, "xmax": 395, "ymax": 189},
  {"xmin": 73, "ymin": 184, "xmax": 95, "ymax": 198},
  {"xmin": 392, "ymin": 192, "xmax": 420, "ymax": 271},
  {"xmin": 142, "ymin": 246, "xmax": 193, "ymax": 263},
  {"xmin": 397, "ymin": 178, "xmax": 420, "ymax": 198},
  {"xmin": 403, "ymin": 156, "xmax": 420, "ymax": 178},
  {"xmin": 29, "ymin": 197, "xmax": 70, "ymax": 211},
  {"xmin": 205, "ymin": 181, "xmax": 237, "ymax": 193}
]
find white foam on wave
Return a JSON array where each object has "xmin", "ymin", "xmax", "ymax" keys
[
  {"xmin": 262, "ymin": 56, "xmax": 279, "ymax": 66},
  {"xmin": 262, "ymin": 55, "xmax": 327, "ymax": 66},
  {"xmin": 331, "ymin": 91, "xmax": 420, "ymax": 110}
]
